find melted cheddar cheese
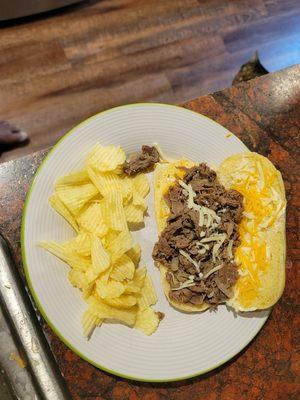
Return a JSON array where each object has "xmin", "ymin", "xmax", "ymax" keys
[{"xmin": 230, "ymin": 158, "xmax": 285, "ymax": 307}]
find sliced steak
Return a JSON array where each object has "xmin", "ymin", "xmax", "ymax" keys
[
  {"xmin": 152, "ymin": 163, "xmax": 243, "ymax": 308},
  {"xmin": 123, "ymin": 145, "xmax": 160, "ymax": 175}
]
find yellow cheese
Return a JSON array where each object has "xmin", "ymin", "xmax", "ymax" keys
[{"xmin": 226, "ymin": 156, "xmax": 285, "ymax": 307}]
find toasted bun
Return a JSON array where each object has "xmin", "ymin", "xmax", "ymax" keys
[
  {"xmin": 218, "ymin": 152, "xmax": 286, "ymax": 311},
  {"xmin": 154, "ymin": 153, "xmax": 286, "ymax": 313}
]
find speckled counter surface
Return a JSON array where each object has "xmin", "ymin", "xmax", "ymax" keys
[{"xmin": 0, "ymin": 66, "xmax": 299, "ymax": 400}]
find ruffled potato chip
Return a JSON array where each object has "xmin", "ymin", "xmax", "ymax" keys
[
  {"xmin": 87, "ymin": 295, "xmax": 137, "ymax": 326},
  {"xmin": 88, "ymin": 144, "xmax": 126, "ymax": 172},
  {"xmin": 74, "ymin": 233, "xmax": 91, "ymax": 257},
  {"xmin": 68, "ymin": 269, "xmax": 90, "ymax": 291},
  {"xmin": 124, "ymin": 267, "xmax": 147, "ymax": 294},
  {"xmin": 134, "ymin": 307, "xmax": 160, "ymax": 335},
  {"xmin": 77, "ymin": 202, "xmax": 108, "ymax": 237},
  {"xmin": 55, "ymin": 170, "xmax": 90, "ymax": 188},
  {"xmin": 49, "ymin": 193, "xmax": 79, "ymax": 232},
  {"xmin": 108, "ymin": 230, "xmax": 133, "ymax": 263},
  {"xmin": 124, "ymin": 203, "xmax": 145, "ymax": 224},
  {"xmin": 82, "ymin": 308, "xmax": 103, "ymax": 338},
  {"xmin": 39, "ymin": 241, "xmax": 90, "ymax": 271},
  {"xmin": 96, "ymin": 279, "xmax": 125, "ymax": 299},
  {"xmin": 91, "ymin": 236, "xmax": 110, "ymax": 275},
  {"xmin": 133, "ymin": 267, "xmax": 147, "ymax": 287},
  {"xmin": 133, "ymin": 174, "xmax": 150, "ymax": 198},
  {"xmin": 110, "ymin": 254, "xmax": 135, "ymax": 281},
  {"xmin": 120, "ymin": 176, "xmax": 133, "ymax": 204},
  {"xmin": 126, "ymin": 244, "xmax": 141, "ymax": 266},
  {"xmin": 103, "ymin": 295, "xmax": 137, "ymax": 309},
  {"xmin": 87, "ymin": 166, "xmax": 121, "ymax": 197},
  {"xmin": 101, "ymin": 192, "xmax": 127, "ymax": 231},
  {"xmin": 138, "ymin": 275, "xmax": 158, "ymax": 310},
  {"xmin": 41, "ymin": 143, "xmax": 161, "ymax": 337},
  {"xmin": 132, "ymin": 191, "xmax": 146, "ymax": 209},
  {"xmin": 56, "ymin": 182, "xmax": 98, "ymax": 216}
]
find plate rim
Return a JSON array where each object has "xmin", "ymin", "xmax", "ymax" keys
[{"xmin": 21, "ymin": 102, "xmax": 270, "ymax": 382}]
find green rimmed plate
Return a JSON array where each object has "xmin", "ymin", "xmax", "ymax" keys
[{"xmin": 21, "ymin": 103, "xmax": 270, "ymax": 382}]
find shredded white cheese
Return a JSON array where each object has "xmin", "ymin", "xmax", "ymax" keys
[
  {"xmin": 178, "ymin": 181, "xmax": 220, "ymax": 227},
  {"xmin": 212, "ymin": 234, "xmax": 227, "ymax": 262},
  {"xmin": 200, "ymin": 233, "xmax": 227, "ymax": 243},
  {"xmin": 198, "ymin": 248, "xmax": 207, "ymax": 255},
  {"xmin": 203, "ymin": 264, "xmax": 224, "ymax": 279},
  {"xmin": 171, "ymin": 275, "xmax": 195, "ymax": 291},
  {"xmin": 178, "ymin": 180, "xmax": 196, "ymax": 209},
  {"xmin": 227, "ymin": 239, "xmax": 234, "ymax": 259},
  {"xmin": 179, "ymin": 250, "xmax": 200, "ymax": 274},
  {"xmin": 195, "ymin": 241, "xmax": 209, "ymax": 250}
]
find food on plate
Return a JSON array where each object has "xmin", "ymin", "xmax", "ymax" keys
[
  {"xmin": 153, "ymin": 153, "xmax": 286, "ymax": 312},
  {"xmin": 39, "ymin": 143, "xmax": 162, "ymax": 337},
  {"xmin": 123, "ymin": 145, "xmax": 160, "ymax": 175}
]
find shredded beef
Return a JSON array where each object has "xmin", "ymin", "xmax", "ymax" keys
[
  {"xmin": 123, "ymin": 145, "xmax": 160, "ymax": 175},
  {"xmin": 152, "ymin": 163, "xmax": 244, "ymax": 307}
]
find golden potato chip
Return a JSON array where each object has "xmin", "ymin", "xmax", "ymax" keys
[
  {"xmin": 110, "ymin": 254, "xmax": 135, "ymax": 281},
  {"xmin": 124, "ymin": 267, "xmax": 146, "ymax": 294},
  {"xmin": 124, "ymin": 203, "xmax": 144, "ymax": 224},
  {"xmin": 101, "ymin": 230, "xmax": 118, "ymax": 248},
  {"xmin": 112, "ymin": 165, "xmax": 124, "ymax": 175},
  {"xmin": 132, "ymin": 192, "xmax": 146, "ymax": 209},
  {"xmin": 74, "ymin": 233, "xmax": 91, "ymax": 257},
  {"xmin": 97, "ymin": 265, "xmax": 112, "ymax": 285},
  {"xmin": 138, "ymin": 275, "xmax": 158, "ymax": 310},
  {"xmin": 126, "ymin": 244, "xmax": 141, "ymax": 266},
  {"xmin": 68, "ymin": 269, "xmax": 90, "ymax": 290},
  {"xmin": 41, "ymin": 143, "xmax": 159, "ymax": 337},
  {"xmin": 108, "ymin": 230, "xmax": 133, "ymax": 263},
  {"xmin": 77, "ymin": 202, "xmax": 108, "ymax": 237},
  {"xmin": 134, "ymin": 307, "xmax": 160, "ymax": 335},
  {"xmin": 124, "ymin": 282, "xmax": 141, "ymax": 294},
  {"xmin": 39, "ymin": 241, "xmax": 90, "ymax": 271},
  {"xmin": 62, "ymin": 237, "xmax": 92, "ymax": 267},
  {"xmin": 84, "ymin": 269, "xmax": 100, "ymax": 285},
  {"xmin": 133, "ymin": 267, "xmax": 147, "ymax": 287},
  {"xmin": 55, "ymin": 170, "xmax": 90, "ymax": 188},
  {"xmin": 103, "ymin": 295, "xmax": 137, "ymax": 309},
  {"xmin": 87, "ymin": 295, "xmax": 137, "ymax": 326},
  {"xmin": 56, "ymin": 183, "xmax": 98, "ymax": 216},
  {"xmin": 82, "ymin": 308, "xmax": 103, "ymax": 337},
  {"xmin": 88, "ymin": 143, "xmax": 126, "ymax": 172},
  {"xmin": 49, "ymin": 193, "xmax": 79, "ymax": 232},
  {"xmin": 101, "ymin": 192, "xmax": 127, "ymax": 231},
  {"xmin": 87, "ymin": 166, "xmax": 121, "ymax": 197},
  {"xmin": 133, "ymin": 174, "xmax": 150, "ymax": 198},
  {"xmin": 91, "ymin": 236, "xmax": 110, "ymax": 275},
  {"xmin": 96, "ymin": 279, "xmax": 125, "ymax": 299},
  {"xmin": 120, "ymin": 176, "xmax": 133, "ymax": 204},
  {"xmin": 82, "ymin": 283, "xmax": 95, "ymax": 300}
]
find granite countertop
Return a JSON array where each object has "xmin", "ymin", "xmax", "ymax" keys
[{"xmin": 0, "ymin": 65, "xmax": 299, "ymax": 400}]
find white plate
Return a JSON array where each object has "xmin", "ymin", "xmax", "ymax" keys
[{"xmin": 22, "ymin": 103, "xmax": 270, "ymax": 382}]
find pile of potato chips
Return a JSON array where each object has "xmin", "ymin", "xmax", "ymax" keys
[{"xmin": 39, "ymin": 143, "xmax": 161, "ymax": 337}]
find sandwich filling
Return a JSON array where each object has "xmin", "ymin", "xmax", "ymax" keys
[
  {"xmin": 152, "ymin": 163, "xmax": 244, "ymax": 307},
  {"xmin": 123, "ymin": 145, "xmax": 160, "ymax": 175}
]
